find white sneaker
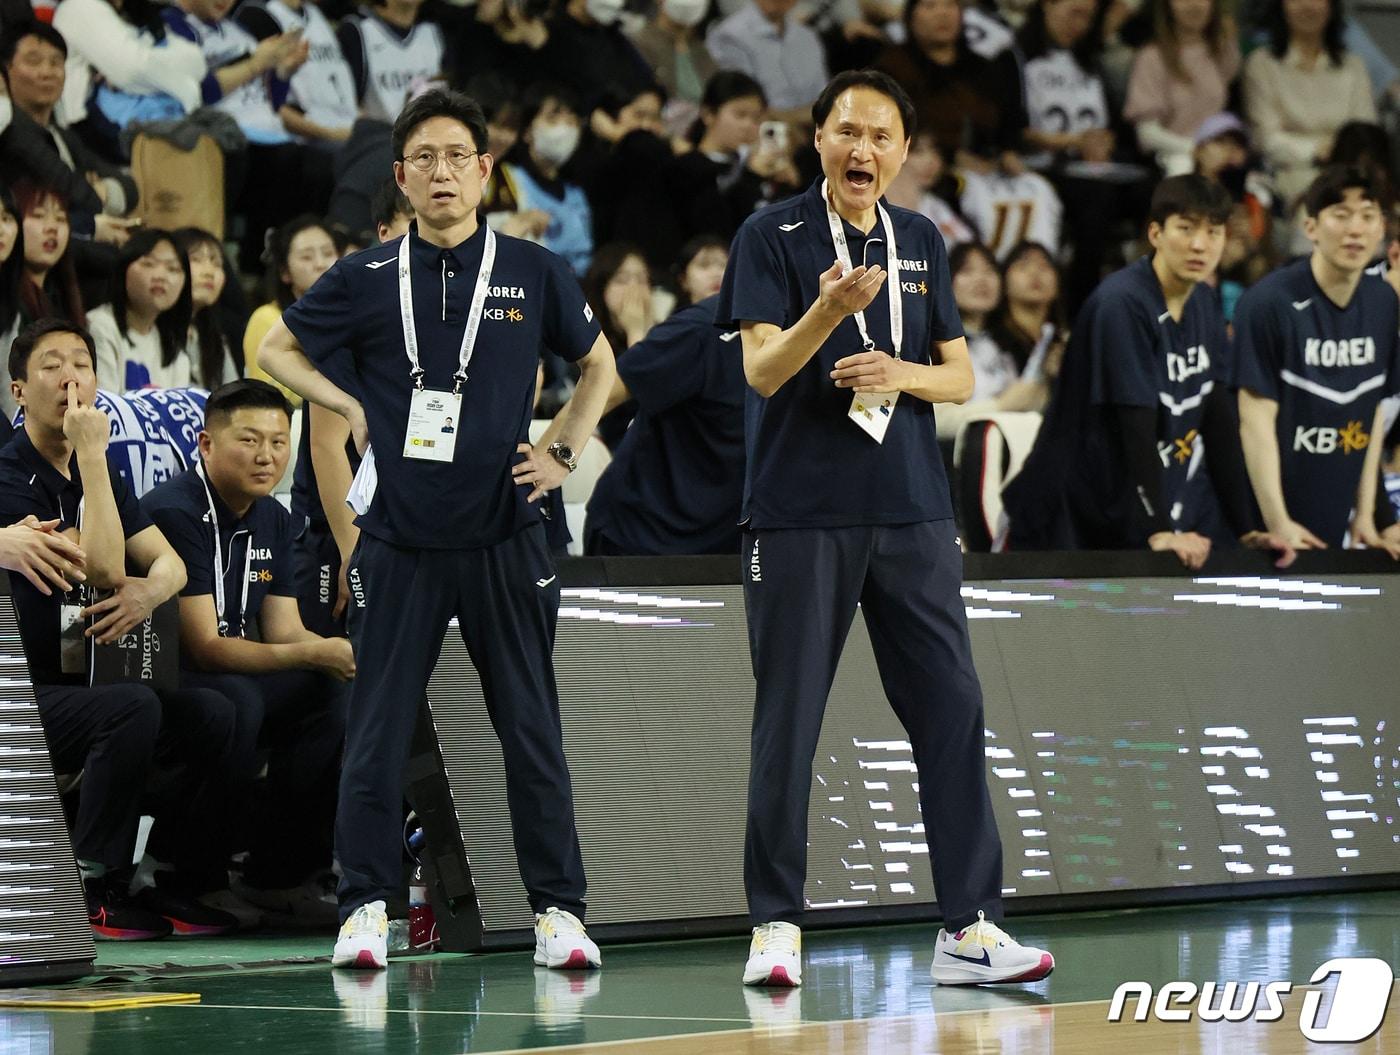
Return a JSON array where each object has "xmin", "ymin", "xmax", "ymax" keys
[
  {"xmin": 743, "ymin": 921, "xmax": 801, "ymax": 987},
  {"xmin": 197, "ymin": 888, "xmax": 264, "ymax": 930},
  {"xmin": 332, "ymin": 900, "xmax": 389, "ymax": 970},
  {"xmin": 930, "ymin": 911, "xmax": 1054, "ymax": 985},
  {"xmin": 533, "ymin": 907, "xmax": 601, "ymax": 969}
]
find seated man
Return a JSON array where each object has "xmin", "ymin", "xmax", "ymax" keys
[
  {"xmin": 584, "ymin": 294, "xmax": 746, "ymax": 555},
  {"xmin": 143, "ymin": 379, "xmax": 354, "ymax": 922},
  {"xmin": 0, "ymin": 318, "xmax": 243, "ymax": 939},
  {"xmin": 1004, "ymin": 175, "xmax": 1291, "ymax": 567}
]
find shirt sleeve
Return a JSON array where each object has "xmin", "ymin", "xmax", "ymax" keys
[
  {"xmin": 109, "ymin": 465, "xmax": 154, "ymax": 539},
  {"xmin": 618, "ymin": 313, "xmax": 707, "ymax": 413},
  {"xmin": 541, "ymin": 250, "xmax": 603, "ymax": 363},
  {"xmin": 1087, "ymin": 296, "xmax": 1158, "ymax": 408},
  {"xmin": 0, "ymin": 477, "xmax": 44, "ymax": 527},
  {"xmin": 145, "ymin": 502, "xmax": 214, "ymax": 597},
  {"xmin": 281, "ymin": 263, "xmax": 357, "ymax": 372},
  {"xmin": 926, "ymin": 224, "xmax": 964, "ymax": 343},
  {"xmin": 715, "ymin": 220, "xmax": 787, "ymax": 329},
  {"xmin": 1230, "ymin": 285, "xmax": 1281, "ymax": 399}
]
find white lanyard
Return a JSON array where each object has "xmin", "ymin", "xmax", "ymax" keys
[
  {"xmin": 397, "ymin": 226, "xmax": 496, "ymax": 393},
  {"xmin": 821, "ymin": 180, "xmax": 903, "ymax": 359},
  {"xmin": 196, "ymin": 462, "xmax": 252, "ymax": 638}
]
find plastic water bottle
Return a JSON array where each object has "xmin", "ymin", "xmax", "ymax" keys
[{"xmin": 408, "ymin": 863, "xmax": 437, "ymax": 950}]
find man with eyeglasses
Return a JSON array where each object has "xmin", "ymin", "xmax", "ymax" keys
[{"xmin": 256, "ymin": 88, "xmax": 617, "ymax": 972}]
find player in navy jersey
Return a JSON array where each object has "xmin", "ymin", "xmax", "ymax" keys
[
  {"xmin": 254, "ymin": 90, "xmax": 616, "ymax": 972},
  {"xmin": 1235, "ymin": 166, "xmax": 1400, "ymax": 554},
  {"xmin": 1004, "ymin": 175, "xmax": 1293, "ymax": 567},
  {"xmin": 717, "ymin": 70, "xmax": 1053, "ymax": 989}
]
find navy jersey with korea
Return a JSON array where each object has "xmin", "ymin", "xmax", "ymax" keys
[
  {"xmin": 281, "ymin": 223, "xmax": 601, "ymax": 549},
  {"xmin": 715, "ymin": 180, "xmax": 962, "ymax": 529},
  {"xmin": 1006, "ymin": 257, "xmax": 1227, "ymax": 546},
  {"xmin": 585, "ymin": 296, "xmax": 746, "ymax": 554},
  {"xmin": 1232, "ymin": 258, "xmax": 1400, "ymax": 546},
  {"xmin": 143, "ymin": 468, "xmax": 297, "ymax": 636},
  {"xmin": 0, "ymin": 430, "xmax": 153, "ymax": 685}
]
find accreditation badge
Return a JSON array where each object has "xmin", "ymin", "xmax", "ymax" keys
[
  {"xmin": 403, "ymin": 388, "xmax": 462, "ymax": 462},
  {"xmin": 848, "ymin": 390, "xmax": 899, "ymax": 444}
]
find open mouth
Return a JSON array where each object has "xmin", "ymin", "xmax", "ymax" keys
[
  {"xmin": 431, "ymin": 190, "xmax": 456, "ymax": 203},
  {"xmin": 42, "ymin": 239, "xmax": 59, "ymax": 253},
  {"xmin": 844, "ymin": 169, "xmax": 874, "ymax": 191}
]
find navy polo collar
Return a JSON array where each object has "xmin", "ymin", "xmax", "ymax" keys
[
  {"xmin": 13, "ymin": 427, "xmax": 80, "ymax": 494},
  {"xmin": 801, "ymin": 178, "xmax": 889, "ymax": 242},
  {"xmin": 197, "ymin": 459, "xmax": 253, "ymax": 533},
  {"xmin": 407, "ymin": 219, "xmax": 487, "ymax": 273}
]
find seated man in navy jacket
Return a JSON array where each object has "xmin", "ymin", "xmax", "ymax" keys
[
  {"xmin": 143, "ymin": 380, "xmax": 354, "ymax": 924},
  {"xmin": 0, "ymin": 318, "xmax": 243, "ymax": 940}
]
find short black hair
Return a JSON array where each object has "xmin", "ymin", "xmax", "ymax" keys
[
  {"xmin": 9, "ymin": 317, "xmax": 95, "ymax": 384},
  {"xmin": 370, "ymin": 178, "xmax": 412, "ymax": 232},
  {"xmin": 811, "ymin": 70, "xmax": 916, "ymax": 140},
  {"xmin": 0, "ymin": 19, "xmax": 67, "ymax": 71},
  {"xmin": 392, "ymin": 88, "xmax": 489, "ymax": 162},
  {"xmin": 1148, "ymin": 174, "xmax": 1233, "ymax": 228},
  {"xmin": 204, "ymin": 379, "xmax": 294, "ymax": 429},
  {"xmin": 1302, "ymin": 165, "xmax": 1385, "ymax": 217}
]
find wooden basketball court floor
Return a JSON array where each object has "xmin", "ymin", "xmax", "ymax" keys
[{"xmin": 7, "ymin": 891, "xmax": 1398, "ymax": 1054}]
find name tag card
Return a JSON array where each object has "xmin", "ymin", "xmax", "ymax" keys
[
  {"xmin": 403, "ymin": 389, "xmax": 461, "ymax": 462},
  {"xmin": 848, "ymin": 391, "xmax": 899, "ymax": 444},
  {"xmin": 60, "ymin": 602, "xmax": 87, "ymax": 675}
]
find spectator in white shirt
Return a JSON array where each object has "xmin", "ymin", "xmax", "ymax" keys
[{"xmin": 87, "ymin": 228, "xmax": 195, "ymax": 392}]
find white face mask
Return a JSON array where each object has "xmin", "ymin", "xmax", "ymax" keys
[
  {"xmin": 532, "ymin": 121, "xmax": 581, "ymax": 166},
  {"xmin": 585, "ymin": 0, "xmax": 625, "ymax": 23},
  {"xmin": 662, "ymin": 0, "xmax": 708, "ymax": 26}
]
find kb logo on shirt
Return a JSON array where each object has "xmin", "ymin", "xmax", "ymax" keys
[
  {"xmin": 248, "ymin": 568, "xmax": 273, "ymax": 583},
  {"xmin": 485, "ymin": 307, "xmax": 525, "ymax": 322},
  {"xmin": 1294, "ymin": 420, "xmax": 1370, "ymax": 455}
]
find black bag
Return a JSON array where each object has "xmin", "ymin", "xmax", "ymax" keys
[{"xmin": 88, "ymin": 595, "xmax": 180, "ymax": 692}]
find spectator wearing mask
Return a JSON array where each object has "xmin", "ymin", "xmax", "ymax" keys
[
  {"xmin": 243, "ymin": 216, "xmax": 339, "ymax": 407},
  {"xmin": 584, "ymin": 292, "xmax": 745, "ymax": 554},
  {"xmin": 873, "ymin": 0, "xmax": 1026, "ymax": 172},
  {"xmin": 87, "ymin": 229, "xmax": 195, "ymax": 392},
  {"xmin": 337, "ymin": 0, "xmax": 444, "ymax": 124},
  {"xmin": 537, "ymin": 0, "xmax": 657, "ymax": 113},
  {"xmin": 1123, "ymin": 0, "xmax": 1239, "ymax": 177},
  {"xmin": 1244, "ymin": 0, "xmax": 1375, "ymax": 206},
  {"xmin": 627, "ymin": 0, "xmax": 718, "ymax": 112},
  {"xmin": 174, "ymin": 227, "xmax": 242, "ymax": 390},
  {"xmin": 0, "ymin": 317, "xmax": 247, "ymax": 938},
  {"xmin": 236, "ymin": 0, "xmax": 358, "ymax": 149},
  {"xmin": 1235, "ymin": 166, "xmax": 1400, "ymax": 553},
  {"xmin": 0, "ymin": 21, "xmax": 141, "ymax": 248},
  {"xmin": 496, "ymin": 86, "xmax": 594, "ymax": 274},
  {"xmin": 15, "ymin": 182, "xmax": 83, "ymax": 327},
  {"xmin": 669, "ymin": 71, "xmax": 799, "ymax": 247},
  {"xmin": 1004, "ymin": 175, "xmax": 1289, "ymax": 564},
  {"xmin": 142, "ymin": 379, "xmax": 353, "ymax": 922},
  {"xmin": 706, "ymin": 0, "xmax": 830, "ymax": 117},
  {"xmin": 0, "ymin": 185, "xmax": 21, "ymax": 420}
]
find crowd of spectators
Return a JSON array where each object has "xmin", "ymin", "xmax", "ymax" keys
[{"xmin": 2, "ymin": 0, "xmax": 1400, "ymax": 940}]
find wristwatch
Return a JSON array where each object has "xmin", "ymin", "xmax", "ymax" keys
[{"xmin": 547, "ymin": 442, "xmax": 578, "ymax": 473}]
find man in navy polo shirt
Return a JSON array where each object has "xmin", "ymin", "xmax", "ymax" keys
[
  {"xmin": 142, "ymin": 380, "xmax": 354, "ymax": 925},
  {"xmin": 1236, "ymin": 166, "xmax": 1400, "ymax": 554},
  {"xmin": 0, "ymin": 318, "xmax": 243, "ymax": 940},
  {"xmin": 1004, "ymin": 175, "xmax": 1294, "ymax": 567},
  {"xmin": 584, "ymin": 295, "xmax": 746, "ymax": 555},
  {"xmin": 716, "ymin": 70, "xmax": 1053, "ymax": 988},
  {"xmin": 255, "ymin": 88, "xmax": 616, "ymax": 971}
]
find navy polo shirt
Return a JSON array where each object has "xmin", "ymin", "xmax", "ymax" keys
[
  {"xmin": 0, "ymin": 429, "xmax": 153, "ymax": 686},
  {"xmin": 585, "ymin": 296, "xmax": 746, "ymax": 555},
  {"xmin": 1011, "ymin": 257, "xmax": 1229, "ymax": 545},
  {"xmin": 715, "ymin": 180, "xmax": 962, "ymax": 529},
  {"xmin": 1232, "ymin": 258, "xmax": 1400, "ymax": 546},
  {"xmin": 282, "ymin": 222, "xmax": 601, "ymax": 550},
  {"xmin": 142, "ymin": 466, "xmax": 297, "ymax": 638}
]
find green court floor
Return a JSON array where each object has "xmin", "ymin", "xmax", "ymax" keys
[{"xmin": 7, "ymin": 892, "xmax": 1398, "ymax": 1054}]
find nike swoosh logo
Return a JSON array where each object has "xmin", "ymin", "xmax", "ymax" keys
[
  {"xmin": 1291, "ymin": 298, "xmax": 1312, "ymax": 311},
  {"xmin": 536, "ymin": 575, "xmax": 557, "ymax": 588},
  {"xmin": 778, "ymin": 222, "xmax": 804, "ymax": 232},
  {"xmin": 365, "ymin": 259, "xmax": 394, "ymax": 270},
  {"xmin": 946, "ymin": 948, "xmax": 991, "ymax": 967}
]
